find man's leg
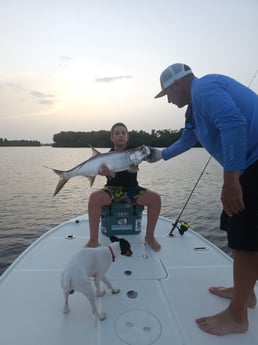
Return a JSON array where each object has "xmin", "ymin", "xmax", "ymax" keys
[{"xmin": 196, "ymin": 250, "xmax": 258, "ymax": 335}]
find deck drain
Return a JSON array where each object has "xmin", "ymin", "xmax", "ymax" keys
[
  {"xmin": 65, "ymin": 234, "xmax": 76, "ymax": 239},
  {"xmin": 194, "ymin": 246, "xmax": 209, "ymax": 251},
  {"xmin": 127, "ymin": 290, "xmax": 138, "ymax": 298},
  {"xmin": 115, "ymin": 309, "xmax": 161, "ymax": 345}
]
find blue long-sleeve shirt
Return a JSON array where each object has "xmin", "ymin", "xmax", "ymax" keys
[{"xmin": 162, "ymin": 74, "xmax": 258, "ymax": 171}]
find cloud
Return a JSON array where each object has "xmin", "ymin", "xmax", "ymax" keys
[
  {"xmin": 59, "ymin": 55, "xmax": 72, "ymax": 61},
  {"xmin": 95, "ymin": 75, "xmax": 133, "ymax": 83},
  {"xmin": 58, "ymin": 55, "xmax": 72, "ymax": 68},
  {"xmin": 31, "ymin": 91, "xmax": 56, "ymax": 105},
  {"xmin": 0, "ymin": 81, "xmax": 57, "ymax": 106},
  {"xmin": 31, "ymin": 91, "xmax": 55, "ymax": 98},
  {"xmin": 0, "ymin": 82, "xmax": 25, "ymax": 91}
]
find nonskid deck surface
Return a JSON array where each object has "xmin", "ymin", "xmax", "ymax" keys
[{"xmin": 1, "ymin": 214, "xmax": 258, "ymax": 345}]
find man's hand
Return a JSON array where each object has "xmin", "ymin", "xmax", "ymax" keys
[
  {"xmin": 221, "ymin": 171, "xmax": 245, "ymax": 216},
  {"xmin": 145, "ymin": 147, "xmax": 163, "ymax": 163}
]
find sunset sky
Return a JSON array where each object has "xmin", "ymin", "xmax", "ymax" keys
[{"xmin": 1, "ymin": 0, "xmax": 258, "ymax": 143}]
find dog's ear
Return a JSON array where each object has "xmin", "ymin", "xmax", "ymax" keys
[
  {"xmin": 119, "ymin": 239, "xmax": 133, "ymax": 256},
  {"xmin": 109, "ymin": 235, "xmax": 120, "ymax": 243}
]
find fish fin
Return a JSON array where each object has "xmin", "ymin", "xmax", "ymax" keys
[
  {"xmin": 128, "ymin": 165, "xmax": 139, "ymax": 173},
  {"xmin": 89, "ymin": 144, "xmax": 101, "ymax": 157},
  {"xmin": 44, "ymin": 166, "xmax": 65, "ymax": 176},
  {"xmin": 87, "ymin": 176, "xmax": 96, "ymax": 187}
]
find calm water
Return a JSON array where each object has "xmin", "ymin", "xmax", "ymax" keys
[{"xmin": 0, "ymin": 146, "xmax": 229, "ymax": 276}]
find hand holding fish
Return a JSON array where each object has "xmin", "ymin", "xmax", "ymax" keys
[
  {"xmin": 145, "ymin": 147, "xmax": 163, "ymax": 163},
  {"xmin": 98, "ymin": 164, "xmax": 110, "ymax": 176}
]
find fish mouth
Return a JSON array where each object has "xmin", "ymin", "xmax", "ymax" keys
[
  {"xmin": 138, "ymin": 145, "xmax": 151, "ymax": 158},
  {"xmin": 143, "ymin": 145, "xmax": 151, "ymax": 157}
]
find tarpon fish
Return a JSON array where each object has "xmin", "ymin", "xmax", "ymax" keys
[{"xmin": 48, "ymin": 145, "xmax": 151, "ymax": 196}]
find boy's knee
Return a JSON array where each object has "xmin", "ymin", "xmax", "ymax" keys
[{"xmin": 89, "ymin": 190, "xmax": 111, "ymax": 205}]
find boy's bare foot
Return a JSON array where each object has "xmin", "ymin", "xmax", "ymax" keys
[
  {"xmin": 145, "ymin": 237, "xmax": 161, "ymax": 251},
  {"xmin": 209, "ymin": 286, "xmax": 257, "ymax": 308},
  {"xmin": 196, "ymin": 308, "xmax": 248, "ymax": 336},
  {"xmin": 84, "ymin": 241, "xmax": 100, "ymax": 248}
]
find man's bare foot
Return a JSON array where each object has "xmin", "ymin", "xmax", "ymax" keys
[
  {"xmin": 209, "ymin": 286, "xmax": 257, "ymax": 308},
  {"xmin": 196, "ymin": 308, "xmax": 248, "ymax": 336},
  {"xmin": 145, "ymin": 237, "xmax": 161, "ymax": 251},
  {"xmin": 84, "ymin": 240, "xmax": 100, "ymax": 248}
]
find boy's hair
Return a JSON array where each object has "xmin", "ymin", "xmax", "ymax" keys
[{"xmin": 110, "ymin": 122, "xmax": 128, "ymax": 135}]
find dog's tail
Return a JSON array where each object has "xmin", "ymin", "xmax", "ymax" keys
[{"xmin": 60, "ymin": 270, "xmax": 74, "ymax": 294}]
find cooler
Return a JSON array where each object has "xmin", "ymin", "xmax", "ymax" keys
[{"xmin": 101, "ymin": 203, "xmax": 144, "ymax": 236}]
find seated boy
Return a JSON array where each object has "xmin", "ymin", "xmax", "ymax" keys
[{"xmin": 85, "ymin": 122, "xmax": 161, "ymax": 251}]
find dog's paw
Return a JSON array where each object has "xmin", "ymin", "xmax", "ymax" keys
[
  {"xmin": 63, "ymin": 306, "xmax": 70, "ymax": 313},
  {"xmin": 99, "ymin": 312, "xmax": 107, "ymax": 321},
  {"xmin": 96, "ymin": 290, "xmax": 106, "ymax": 297},
  {"xmin": 111, "ymin": 288, "xmax": 120, "ymax": 295}
]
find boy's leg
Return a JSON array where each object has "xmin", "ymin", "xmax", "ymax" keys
[
  {"xmin": 85, "ymin": 190, "xmax": 111, "ymax": 247},
  {"xmin": 137, "ymin": 190, "xmax": 161, "ymax": 251}
]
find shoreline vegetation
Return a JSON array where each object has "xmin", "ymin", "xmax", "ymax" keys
[
  {"xmin": 0, "ymin": 138, "xmax": 41, "ymax": 146},
  {"xmin": 0, "ymin": 129, "xmax": 201, "ymax": 148}
]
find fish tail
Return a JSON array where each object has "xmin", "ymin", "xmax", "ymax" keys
[
  {"xmin": 45, "ymin": 166, "xmax": 69, "ymax": 196},
  {"xmin": 51, "ymin": 168, "xmax": 67, "ymax": 177},
  {"xmin": 53, "ymin": 177, "xmax": 69, "ymax": 196}
]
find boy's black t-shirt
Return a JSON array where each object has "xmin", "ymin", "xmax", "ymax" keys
[{"xmin": 105, "ymin": 147, "xmax": 139, "ymax": 189}]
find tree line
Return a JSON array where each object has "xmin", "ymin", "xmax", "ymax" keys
[
  {"xmin": 52, "ymin": 129, "xmax": 201, "ymax": 148},
  {"xmin": 0, "ymin": 129, "xmax": 201, "ymax": 147},
  {"xmin": 0, "ymin": 138, "xmax": 41, "ymax": 146}
]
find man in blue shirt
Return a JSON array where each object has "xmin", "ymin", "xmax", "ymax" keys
[{"xmin": 150, "ymin": 63, "xmax": 258, "ymax": 336}]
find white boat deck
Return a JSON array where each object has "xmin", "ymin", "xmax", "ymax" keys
[{"xmin": 1, "ymin": 214, "xmax": 258, "ymax": 345}]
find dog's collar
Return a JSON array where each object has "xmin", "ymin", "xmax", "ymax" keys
[{"xmin": 108, "ymin": 246, "xmax": 115, "ymax": 262}]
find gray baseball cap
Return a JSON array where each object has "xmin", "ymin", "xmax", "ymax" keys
[{"xmin": 155, "ymin": 63, "xmax": 192, "ymax": 98}]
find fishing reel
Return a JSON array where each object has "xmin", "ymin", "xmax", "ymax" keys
[{"xmin": 168, "ymin": 221, "xmax": 189, "ymax": 236}]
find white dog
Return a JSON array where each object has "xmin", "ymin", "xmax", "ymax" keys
[{"xmin": 60, "ymin": 235, "xmax": 132, "ymax": 321}]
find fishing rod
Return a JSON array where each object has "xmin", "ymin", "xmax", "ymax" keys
[
  {"xmin": 248, "ymin": 69, "xmax": 258, "ymax": 88},
  {"xmin": 168, "ymin": 155, "xmax": 212, "ymax": 236}
]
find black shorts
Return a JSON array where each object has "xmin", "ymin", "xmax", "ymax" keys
[{"xmin": 220, "ymin": 160, "xmax": 258, "ymax": 251}]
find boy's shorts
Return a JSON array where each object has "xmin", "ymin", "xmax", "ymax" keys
[
  {"xmin": 220, "ymin": 160, "xmax": 258, "ymax": 251},
  {"xmin": 103, "ymin": 186, "xmax": 146, "ymax": 205}
]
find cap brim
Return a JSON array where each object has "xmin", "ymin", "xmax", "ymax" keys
[{"xmin": 154, "ymin": 88, "xmax": 167, "ymax": 98}]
